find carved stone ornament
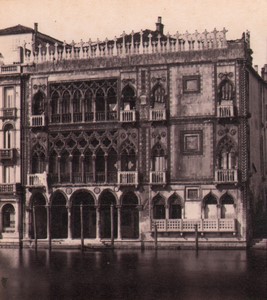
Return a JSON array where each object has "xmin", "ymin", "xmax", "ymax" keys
[{"xmin": 66, "ymin": 188, "xmax": 72, "ymax": 195}]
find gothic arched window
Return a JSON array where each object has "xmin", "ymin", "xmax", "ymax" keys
[
  {"xmin": 151, "ymin": 84, "xmax": 165, "ymax": 108},
  {"xmin": 217, "ymin": 136, "xmax": 237, "ymax": 170},
  {"xmin": 169, "ymin": 195, "xmax": 182, "ymax": 219},
  {"xmin": 203, "ymin": 194, "xmax": 217, "ymax": 219},
  {"xmin": 2, "ymin": 204, "xmax": 15, "ymax": 231},
  {"xmin": 32, "ymin": 91, "xmax": 45, "ymax": 115},
  {"xmin": 32, "ymin": 144, "xmax": 46, "ymax": 173},
  {"xmin": 121, "ymin": 85, "xmax": 136, "ymax": 110},
  {"xmin": 120, "ymin": 140, "xmax": 137, "ymax": 172},
  {"xmin": 153, "ymin": 195, "xmax": 165, "ymax": 219},
  {"xmin": 3, "ymin": 124, "xmax": 13, "ymax": 149},
  {"xmin": 151, "ymin": 142, "xmax": 166, "ymax": 172},
  {"xmin": 218, "ymin": 79, "xmax": 234, "ymax": 102},
  {"xmin": 221, "ymin": 193, "xmax": 235, "ymax": 219}
]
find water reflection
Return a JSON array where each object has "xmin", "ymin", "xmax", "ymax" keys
[{"xmin": 0, "ymin": 248, "xmax": 266, "ymax": 300}]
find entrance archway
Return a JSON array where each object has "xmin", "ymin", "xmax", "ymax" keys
[
  {"xmin": 31, "ymin": 193, "xmax": 47, "ymax": 239},
  {"xmin": 71, "ymin": 191, "xmax": 96, "ymax": 238},
  {"xmin": 121, "ymin": 192, "xmax": 139, "ymax": 239},
  {"xmin": 99, "ymin": 191, "xmax": 117, "ymax": 239},
  {"xmin": 51, "ymin": 192, "xmax": 68, "ymax": 238}
]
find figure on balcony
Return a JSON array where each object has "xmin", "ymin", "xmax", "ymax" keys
[
  {"xmin": 151, "ymin": 142, "xmax": 166, "ymax": 184},
  {"xmin": 218, "ymin": 73, "xmax": 235, "ymax": 103}
]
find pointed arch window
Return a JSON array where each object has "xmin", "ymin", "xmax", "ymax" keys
[
  {"xmin": 72, "ymin": 149, "xmax": 82, "ymax": 183},
  {"xmin": 120, "ymin": 140, "xmax": 137, "ymax": 172},
  {"xmin": 203, "ymin": 194, "xmax": 217, "ymax": 219},
  {"xmin": 49, "ymin": 151, "xmax": 59, "ymax": 183},
  {"xmin": 107, "ymin": 87, "xmax": 117, "ymax": 120},
  {"xmin": 32, "ymin": 91, "xmax": 45, "ymax": 115},
  {"xmin": 84, "ymin": 149, "xmax": 93, "ymax": 183},
  {"xmin": 32, "ymin": 144, "xmax": 46, "ymax": 173},
  {"xmin": 95, "ymin": 88, "xmax": 105, "ymax": 121},
  {"xmin": 62, "ymin": 91, "xmax": 71, "ymax": 123},
  {"xmin": 169, "ymin": 195, "xmax": 182, "ymax": 219},
  {"xmin": 60, "ymin": 151, "xmax": 70, "ymax": 183},
  {"xmin": 217, "ymin": 137, "xmax": 237, "ymax": 170},
  {"xmin": 84, "ymin": 89, "xmax": 93, "ymax": 121},
  {"xmin": 219, "ymin": 79, "xmax": 234, "ymax": 102},
  {"xmin": 121, "ymin": 85, "xmax": 136, "ymax": 110},
  {"xmin": 151, "ymin": 142, "xmax": 166, "ymax": 172},
  {"xmin": 107, "ymin": 148, "xmax": 118, "ymax": 183},
  {"xmin": 221, "ymin": 194, "xmax": 235, "ymax": 219},
  {"xmin": 151, "ymin": 84, "xmax": 165, "ymax": 108},
  {"xmin": 73, "ymin": 90, "xmax": 82, "ymax": 122},
  {"xmin": 51, "ymin": 91, "xmax": 60, "ymax": 123},
  {"xmin": 95, "ymin": 148, "xmax": 105, "ymax": 183},
  {"xmin": 153, "ymin": 195, "xmax": 165, "ymax": 219}
]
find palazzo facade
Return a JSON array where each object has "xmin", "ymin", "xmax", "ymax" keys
[{"xmin": 0, "ymin": 18, "xmax": 266, "ymax": 248}]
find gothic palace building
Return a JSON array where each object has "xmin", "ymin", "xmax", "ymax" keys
[{"xmin": 0, "ymin": 18, "xmax": 266, "ymax": 248}]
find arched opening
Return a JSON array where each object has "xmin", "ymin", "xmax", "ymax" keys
[
  {"xmin": 218, "ymin": 79, "xmax": 234, "ymax": 102},
  {"xmin": 32, "ymin": 144, "xmax": 46, "ymax": 173},
  {"xmin": 60, "ymin": 151, "xmax": 69, "ymax": 183},
  {"xmin": 72, "ymin": 149, "xmax": 81, "ymax": 183},
  {"xmin": 73, "ymin": 90, "xmax": 82, "ymax": 122},
  {"xmin": 2, "ymin": 204, "xmax": 15, "ymax": 233},
  {"xmin": 120, "ymin": 140, "xmax": 137, "ymax": 171},
  {"xmin": 121, "ymin": 85, "xmax": 136, "ymax": 110},
  {"xmin": 71, "ymin": 191, "xmax": 96, "ymax": 239},
  {"xmin": 169, "ymin": 195, "xmax": 182, "ymax": 219},
  {"xmin": 151, "ymin": 142, "xmax": 166, "ymax": 172},
  {"xmin": 51, "ymin": 91, "xmax": 60, "ymax": 123},
  {"xmin": 4, "ymin": 124, "xmax": 13, "ymax": 149},
  {"xmin": 221, "ymin": 194, "xmax": 235, "ymax": 219},
  {"xmin": 107, "ymin": 87, "xmax": 117, "ymax": 120},
  {"xmin": 32, "ymin": 91, "xmax": 45, "ymax": 115},
  {"xmin": 151, "ymin": 84, "xmax": 165, "ymax": 108},
  {"xmin": 49, "ymin": 151, "xmax": 58, "ymax": 183},
  {"xmin": 99, "ymin": 191, "xmax": 117, "ymax": 239},
  {"xmin": 107, "ymin": 148, "xmax": 117, "ymax": 183},
  {"xmin": 203, "ymin": 194, "xmax": 217, "ymax": 219},
  {"xmin": 121, "ymin": 192, "xmax": 139, "ymax": 239},
  {"xmin": 84, "ymin": 89, "xmax": 93, "ymax": 121},
  {"xmin": 84, "ymin": 149, "xmax": 93, "ymax": 183},
  {"xmin": 95, "ymin": 148, "xmax": 105, "ymax": 183},
  {"xmin": 31, "ymin": 194, "xmax": 47, "ymax": 239},
  {"xmin": 51, "ymin": 193, "xmax": 68, "ymax": 239},
  {"xmin": 153, "ymin": 195, "xmax": 165, "ymax": 219},
  {"xmin": 95, "ymin": 88, "xmax": 105, "ymax": 121},
  {"xmin": 62, "ymin": 90, "xmax": 71, "ymax": 123}
]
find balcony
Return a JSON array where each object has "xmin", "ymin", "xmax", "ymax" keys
[
  {"xmin": 150, "ymin": 171, "xmax": 166, "ymax": 185},
  {"xmin": 27, "ymin": 172, "xmax": 47, "ymax": 188},
  {"xmin": 0, "ymin": 108, "xmax": 17, "ymax": 119},
  {"xmin": 120, "ymin": 110, "xmax": 136, "ymax": 122},
  {"xmin": 217, "ymin": 102, "xmax": 234, "ymax": 118},
  {"xmin": 149, "ymin": 109, "xmax": 166, "ymax": 121},
  {"xmin": 118, "ymin": 171, "xmax": 138, "ymax": 186},
  {"xmin": 152, "ymin": 218, "xmax": 236, "ymax": 233},
  {"xmin": 0, "ymin": 65, "xmax": 21, "ymax": 74},
  {"xmin": 0, "ymin": 183, "xmax": 16, "ymax": 194},
  {"xmin": 30, "ymin": 114, "xmax": 45, "ymax": 127},
  {"xmin": 0, "ymin": 148, "xmax": 16, "ymax": 161},
  {"xmin": 215, "ymin": 169, "xmax": 238, "ymax": 183}
]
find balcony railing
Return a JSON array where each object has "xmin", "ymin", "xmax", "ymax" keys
[
  {"xmin": 120, "ymin": 110, "xmax": 136, "ymax": 122},
  {"xmin": 50, "ymin": 112, "xmax": 118, "ymax": 124},
  {"xmin": 215, "ymin": 169, "xmax": 238, "ymax": 183},
  {"xmin": 27, "ymin": 172, "xmax": 47, "ymax": 187},
  {"xmin": 30, "ymin": 114, "xmax": 45, "ymax": 127},
  {"xmin": 0, "ymin": 108, "xmax": 17, "ymax": 119},
  {"xmin": 152, "ymin": 218, "xmax": 236, "ymax": 233},
  {"xmin": 150, "ymin": 109, "xmax": 166, "ymax": 121},
  {"xmin": 0, "ymin": 148, "xmax": 15, "ymax": 161},
  {"xmin": 217, "ymin": 102, "xmax": 234, "ymax": 118},
  {"xmin": 0, "ymin": 65, "xmax": 21, "ymax": 74},
  {"xmin": 118, "ymin": 171, "xmax": 138, "ymax": 185},
  {"xmin": 150, "ymin": 171, "xmax": 166, "ymax": 184},
  {"xmin": 0, "ymin": 183, "xmax": 16, "ymax": 194}
]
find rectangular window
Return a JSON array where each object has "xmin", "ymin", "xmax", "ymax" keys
[
  {"xmin": 181, "ymin": 130, "xmax": 203, "ymax": 155},
  {"xmin": 183, "ymin": 76, "xmax": 200, "ymax": 93},
  {"xmin": 4, "ymin": 87, "xmax": 14, "ymax": 108},
  {"xmin": 186, "ymin": 187, "xmax": 199, "ymax": 200}
]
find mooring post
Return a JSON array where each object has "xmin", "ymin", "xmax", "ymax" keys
[
  {"xmin": 80, "ymin": 204, "xmax": 84, "ymax": 252},
  {"xmin": 154, "ymin": 223, "xmax": 158, "ymax": 250},
  {"xmin": 195, "ymin": 224, "xmax": 199, "ymax": 251},
  {"xmin": 110, "ymin": 204, "xmax": 114, "ymax": 247},
  {"xmin": 33, "ymin": 206, "xmax": 37, "ymax": 251}
]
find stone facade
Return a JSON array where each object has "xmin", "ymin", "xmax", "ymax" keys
[{"xmin": 0, "ymin": 18, "xmax": 266, "ymax": 248}]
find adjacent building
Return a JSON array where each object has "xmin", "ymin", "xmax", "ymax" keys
[{"xmin": 0, "ymin": 18, "xmax": 266, "ymax": 248}]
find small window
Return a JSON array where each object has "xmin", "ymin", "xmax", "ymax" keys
[
  {"xmin": 4, "ymin": 87, "xmax": 14, "ymax": 108},
  {"xmin": 181, "ymin": 131, "xmax": 203, "ymax": 155},
  {"xmin": 186, "ymin": 187, "xmax": 199, "ymax": 200},
  {"xmin": 183, "ymin": 76, "xmax": 200, "ymax": 93}
]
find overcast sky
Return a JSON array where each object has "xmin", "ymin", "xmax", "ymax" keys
[{"xmin": 1, "ymin": 0, "xmax": 267, "ymax": 69}]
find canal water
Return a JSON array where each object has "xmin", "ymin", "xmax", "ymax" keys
[{"xmin": 0, "ymin": 248, "xmax": 266, "ymax": 300}]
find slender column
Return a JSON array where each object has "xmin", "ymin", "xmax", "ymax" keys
[
  {"xmin": 96, "ymin": 206, "xmax": 100, "ymax": 240},
  {"xmin": 69, "ymin": 155, "xmax": 73, "ymax": 183},
  {"xmin": 217, "ymin": 204, "xmax": 221, "ymax": 219},
  {"xmin": 165, "ymin": 204, "xmax": 169, "ymax": 219},
  {"xmin": 33, "ymin": 206, "xmax": 37, "ymax": 250},
  {"xmin": 137, "ymin": 205, "xmax": 143, "ymax": 239},
  {"xmin": 93, "ymin": 96, "xmax": 96, "ymax": 122},
  {"xmin": 81, "ymin": 155, "xmax": 85, "ymax": 183},
  {"xmin": 70, "ymin": 96, "xmax": 73, "ymax": 123},
  {"xmin": 81, "ymin": 97, "xmax": 85, "ymax": 122},
  {"xmin": 67, "ymin": 205, "xmax": 72, "ymax": 239},
  {"xmin": 110, "ymin": 204, "xmax": 114, "ymax": 246},
  {"xmin": 57, "ymin": 156, "xmax": 61, "ymax": 183},
  {"xmin": 46, "ymin": 205, "xmax": 51, "ymax": 250},
  {"xmin": 92, "ymin": 154, "xmax": 96, "ymax": 182},
  {"xmin": 0, "ymin": 208, "xmax": 2, "ymax": 233},
  {"xmin": 104, "ymin": 96, "xmax": 108, "ymax": 121},
  {"xmin": 104, "ymin": 154, "xmax": 108, "ymax": 183},
  {"xmin": 117, "ymin": 205, "xmax": 122, "ymax": 240},
  {"xmin": 80, "ymin": 204, "xmax": 84, "ymax": 251},
  {"xmin": 15, "ymin": 203, "xmax": 20, "ymax": 234},
  {"xmin": 25, "ymin": 208, "xmax": 31, "ymax": 239}
]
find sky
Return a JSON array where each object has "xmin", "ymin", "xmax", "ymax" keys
[{"xmin": 1, "ymin": 0, "xmax": 267, "ymax": 69}]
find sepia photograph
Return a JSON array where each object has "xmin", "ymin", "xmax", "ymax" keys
[{"xmin": 0, "ymin": 0, "xmax": 266, "ymax": 299}]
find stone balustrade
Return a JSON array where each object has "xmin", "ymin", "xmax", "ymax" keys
[
  {"xmin": 23, "ymin": 28, "xmax": 228, "ymax": 64},
  {"xmin": 152, "ymin": 218, "xmax": 236, "ymax": 233}
]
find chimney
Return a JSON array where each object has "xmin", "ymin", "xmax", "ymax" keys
[
  {"xmin": 34, "ymin": 23, "xmax": 38, "ymax": 33},
  {"xmin": 156, "ymin": 17, "xmax": 164, "ymax": 35},
  {"xmin": 261, "ymin": 64, "xmax": 267, "ymax": 82}
]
